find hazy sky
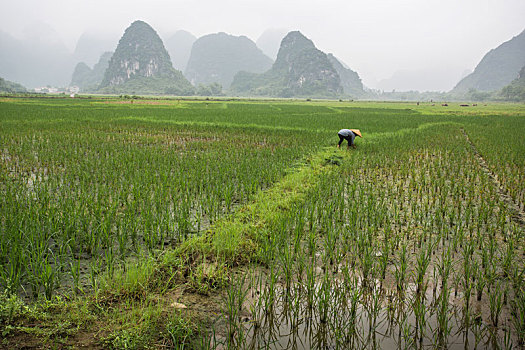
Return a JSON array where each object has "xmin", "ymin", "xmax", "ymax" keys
[{"xmin": 1, "ymin": 0, "xmax": 524, "ymax": 91}]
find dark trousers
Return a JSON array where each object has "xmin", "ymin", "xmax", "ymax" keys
[{"xmin": 338, "ymin": 134, "xmax": 352, "ymax": 147}]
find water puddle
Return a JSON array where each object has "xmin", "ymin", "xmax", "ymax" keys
[{"xmin": 214, "ymin": 271, "xmax": 509, "ymax": 349}]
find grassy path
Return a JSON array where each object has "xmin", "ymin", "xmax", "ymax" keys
[
  {"xmin": 187, "ymin": 121, "xmax": 461, "ymax": 265},
  {"xmin": 0, "ymin": 138, "xmax": 345, "ymax": 349},
  {"xmin": 4, "ymin": 120, "xmax": 512, "ymax": 348}
]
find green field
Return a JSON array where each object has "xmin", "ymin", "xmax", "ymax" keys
[{"xmin": 1, "ymin": 97, "xmax": 525, "ymax": 348}]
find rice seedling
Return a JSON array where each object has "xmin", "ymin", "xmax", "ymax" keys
[
  {"xmin": 488, "ymin": 281, "xmax": 504, "ymax": 327},
  {"xmin": 1, "ymin": 98, "xmax": 524, "ymax": 348},
  {"xmin": 511, "ymin": 290, "xmax": 525, "ymax": 346},
  {"xmin": 394, "ymin": 242, "xmax": 408, "ymax": 296},
  {"xmin": 414, "ymin": 241, "xmax": 431, "ymax": 296},
  {"xmin": 435, "ymin": 277, "xmax": 452, "ymax": 347},
  {"xmin": 473, "ymin": 260, "xmax": 485, "ymax": 302}
]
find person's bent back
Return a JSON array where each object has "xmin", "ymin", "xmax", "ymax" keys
[{"xmin": 337, "ymin": 128, "xmax": 362, "ymax": 149}]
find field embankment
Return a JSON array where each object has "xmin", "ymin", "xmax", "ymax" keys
[{"xmin": 1, "ymin": 97, "xmax": 524, "ymax": 348}]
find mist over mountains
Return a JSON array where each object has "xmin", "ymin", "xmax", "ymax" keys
[
  {"xmin": 231, "ymin": 31, "xmax": 350, "ymax": 98},
  {"xmin": 327, "ymin": 54, "xmax": 364, "ymax": 96},
  {"xmin": 73, "ymin": 33, "xmax": 119, "ymax": 68},
  {"xmin": 164, "ymin": 30, "xmax": 196, "ymax": 72},
  {"xmin": 256, "ymin": 29, "xmax": 288, "ymax": 60},
  {"xmin": 0, "ymin": 27, "xmax": 73, "ymax": 87},
  {"xmin": 1, "ymin": 19, "xmax": 524, "ymax": 100},
  {"xmin": 453, "ymin": 29, "xmax": 525, "ymax": 93},
  {"xmin": 185, "ymin": 32, "xmax": 273, "ymax": 89},
  {"xmin": 0, "ymin": 25, "xmax": 117, "ymax": 89},
  {"xmin": 377, "ymin": 67, "xmax": 472, "ymax": 92}
]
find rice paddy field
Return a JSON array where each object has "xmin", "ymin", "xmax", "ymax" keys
[{"xmin": 1, "ymin": 96, "xmax": 525, "ymax": 349}]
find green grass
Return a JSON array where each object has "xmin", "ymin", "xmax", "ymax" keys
[{"xmin": 1, "ymin": 96, "xmax": 524, "ymax": 348}]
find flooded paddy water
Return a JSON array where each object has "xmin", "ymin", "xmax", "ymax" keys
[
  {"xmin": 1, "ymin": 98, "xmax": 524, "ymax": 348},
  {"xmin": 210, "ymin": 123, "xmax": 525, "ymax": 349}
]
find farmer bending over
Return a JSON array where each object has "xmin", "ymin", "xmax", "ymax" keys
[{"xmin": 337, "ymin": 129, "xmax": 362, "ymax": 149}]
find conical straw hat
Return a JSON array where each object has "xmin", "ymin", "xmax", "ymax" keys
[{"xmin": 350, "ymin": 129, "xmax": 362, "ymax": 138}]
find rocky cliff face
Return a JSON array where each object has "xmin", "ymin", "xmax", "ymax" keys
[
  {"xmin": 231, "ymin": 31, "xmax": 343, "ymax": 98},
  {"xmin": 99, "ymin": 20, "xmax": 193, "ymax": 95},
  {"xmin": 453, "ymin": 29, "xmax": 525, "ymax": 92},
  {"xmin": 327, "ymin": 54, "xmax": 364, "ymax": 97},
  {"xmin": 274, "ymin": 32, "xmax": 342, "ymax": 95},
  {"xmin": 184, "ymin": 32, "xmax": 273, "ymax": 88},
  {"xmin": 100, "ymin": 21, "xmax": 173, "ymax": 87},
  {"xmin": 272, "ymin": 31, "xmax": 316, "ymax": 71}
]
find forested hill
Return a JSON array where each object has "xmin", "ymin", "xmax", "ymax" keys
[
  {"xmin": 230, "ymin": 31, "xmax": 343, "ymax": 98},
  {"xmin": 500, "ymin": 65, "xmax": 525, "ymax": 102},
  {"xmin": 0, "ymin": 77, "xmax": 27, "ymax": 93},
  {"xmin": 71, "ymin": 52, "xmax": 112, "ymax": 92},
  {"xmin": 98, "ymin": 20, "xmax": 194, "ymax": 95},
  {"xmin": 327, "ymin": 54, "xmax": 364, "ymax": 97},
  {"xmin": 184, "ymin": 32, "xmax": 273, "ymax": 89},
  {"xmin": 453, "ymin": 29, "xmax": 525, "ymax": 92}
]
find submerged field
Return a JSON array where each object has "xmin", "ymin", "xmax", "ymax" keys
[{"xmin": 1, "ymin": 97, "xmax": 524, "ymax": 348}]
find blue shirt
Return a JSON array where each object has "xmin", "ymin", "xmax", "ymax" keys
[
  {"xmin": 338, "ymin": 129, "xmax": 356, "ymax": 145},
  {"xmin": 338, "ymin": 129, "xmax": 354, "ymax": 137}
]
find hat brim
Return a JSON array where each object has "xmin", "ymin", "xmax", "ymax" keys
[{"xmin": 350, "ymin": 129, "xmax": 362, "ymax": 138}]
